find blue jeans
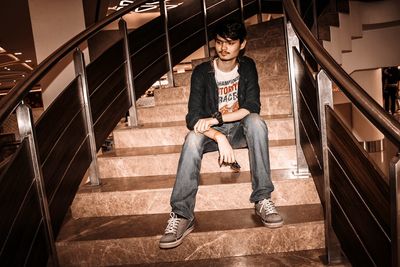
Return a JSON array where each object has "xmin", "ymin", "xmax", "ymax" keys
[{"xmin": 170, "ymin": 113, "xmax": 274, "ymax": 220}]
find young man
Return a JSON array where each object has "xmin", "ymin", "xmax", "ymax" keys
[{"xmin": 159, "ymin": 19, "xmax": 283, "ymax": 249}]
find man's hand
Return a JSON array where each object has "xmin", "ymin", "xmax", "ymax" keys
[
  {"xmin": 215, "ymin": 133, "xmax": 235, "ymax": 165},
  {"xmin": 194, "ymin": 118, "xmax": 218, "ymax": 134}
]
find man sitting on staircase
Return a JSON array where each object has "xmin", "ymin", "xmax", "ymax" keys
[{"xmin": 159, "ymin": 19, "xmax": 283, "ymax": 249}]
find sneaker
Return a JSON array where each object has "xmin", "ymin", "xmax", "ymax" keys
[
  {"xmin": 255, "ymin": 198, "xmax": 283, "ymax": 228},
  {"xmin": 159, "ymin": 212, "xmax": 195, "ymax": 249}
]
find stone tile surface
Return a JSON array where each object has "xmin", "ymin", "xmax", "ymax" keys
[
  {"xmin": 137, "ymin": 94, "xmax": 291, "ymax": 124},
  {"xmin": 71, "ymin": 176, "xmax": 319, "ymax": 217},
  {"xmin": 57, "ymin": 205, "xmax": 325, "ymax": 266},
  {"xmin": 113, "ymin": 115, "xmax": 294, "ymax": 148},
  {"xmin": 97, "ymin": 145, "xmax": 296, "ymax": 178}
]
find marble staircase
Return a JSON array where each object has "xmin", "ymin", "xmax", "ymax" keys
[{"xmin": 55, "ymin": 18, "xmax": 327, "ymax": 266}]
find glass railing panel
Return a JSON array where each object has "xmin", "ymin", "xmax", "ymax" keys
[
  {"xmin": 243, "ymin": 0, "xmax": 259, "ymax": 20},
  {"xmin": 93, "ymin": 85, "xmax": 130, "ymax": 149},
  {"xmin": 35, "ymin": 78, "xmax": 82, "ymax": 162},
  {"xmin": 86, "ymin": 41, "xmax": 125, "ymax": 95},
  {"xmin": 206, "ymin": 0, "xmax": 241, "ymax": 26},
  {"xmin": 41, "ymin": 109, "xmax": 87, "ymax": 201},
  {"xmin": 49, "ymin": 137, "xmax": 91, "ymax": 235},
  {"xmin": 90, "ymin": 65, "xmax": 126, "ymax": 124},
  {"xmin": 168, "ymin": 0, "xmax": 202, "ymax": 28},
  {"xmin": 326, "ymin": 106, "xmax": 390, "ymax": 267},
  {"xmin": 0, "ymin": 138, "xmax": 47, "ymax": 266}
]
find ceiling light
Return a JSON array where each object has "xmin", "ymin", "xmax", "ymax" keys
[
  {"xmin": 14, "ymin": 52, "xmax": 22, "ymax": 55},
  {"xmin": 25, "ymin": 59, "xmax": 32, "ymax": 63}
]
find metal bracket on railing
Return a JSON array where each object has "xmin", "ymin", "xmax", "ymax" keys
[
  {"xmin": 202, "ymin": 0, "xmax": 210, "ymax": 57},
  {"xmin": 317, "ymin": 70, "xmax": 342, "ymax": 264},
  {"xmin": 119, "ymin": 18, "xmax": 138, "ymax": 127},
  {"xmin": 284, "ymin": 19, "xmax": 309, "ymax": 177},
  {"xmin": 160, "ymin": 0, "xmax": 175, "ymax": 87},
  {"xmin": 16, "ymin": 103, "xmax": 59, "ymax": 266},
  {"xmin": 390, "ymin": 154, "xmax": 400, "ymax": 267},
  {"xmin": 73, "ymin": 48, "xmax": 101, "ymax": 186}
]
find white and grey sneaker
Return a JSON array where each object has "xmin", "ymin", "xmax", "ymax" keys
[
  {"xmin": 255, "ymin": 198, "xmax": 283, "ymax": 228},
  {"xmin": 159, "ymin": 212, "xmax": 195, "ymax": 249}
]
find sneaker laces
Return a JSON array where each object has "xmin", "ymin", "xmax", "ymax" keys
[
  {"xmin": 259, "ymin": 198, "xmax": 278, "ymax": 215},
  {"xmin": 164, "ymin": 212, "xmax": 181, "ymax": 234}
]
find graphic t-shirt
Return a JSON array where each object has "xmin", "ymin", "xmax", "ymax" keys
[{"xmin": 214, "ymin": 59, "xmax": 240, "ymax": 114}]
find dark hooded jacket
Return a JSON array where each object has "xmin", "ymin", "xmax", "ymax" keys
[{"xmin": 186, "ymin": 56, "xmax": 261, "ymax": 130}]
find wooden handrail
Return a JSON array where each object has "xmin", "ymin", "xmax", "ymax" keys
[{"xmin": 282, "ymin": 0, "xmax": 400, "ymax": 146}]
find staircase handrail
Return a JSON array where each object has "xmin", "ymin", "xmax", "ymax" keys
[
  {"xmin": 282, "ymin": 0, "xmax": 400, "ymax": 146},
  {"xmin": 0, "ymin": 0, "xmax": 148, "ymax": 126}
]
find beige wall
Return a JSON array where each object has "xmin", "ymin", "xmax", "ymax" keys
[
  {"xmin": 28, "ymin": 0, "xmax": 87, "ymax": 109},
  {"xmin": 351, "ymin": 69, "xmax": 384, "ymax": 141}
]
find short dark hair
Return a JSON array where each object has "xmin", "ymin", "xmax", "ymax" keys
[{"xmin": 215, "ymin": 19, "xmax": 247, "ymax": 43}]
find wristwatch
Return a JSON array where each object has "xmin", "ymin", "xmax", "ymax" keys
[{"xmin": 212, "ymin": 111, "xmax": 223, "ymax": 126}]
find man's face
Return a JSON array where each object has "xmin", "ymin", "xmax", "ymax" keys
[{"xmin": 215, "ymin": 35, "xmax": 246, "ymax": 61}]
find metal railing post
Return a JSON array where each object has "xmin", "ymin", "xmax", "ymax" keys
[
  {"xmin": 317, "ymin": 70, "xmax": 342, "ymax": 264},
  {"xmin": 239, "ymin": 0, "xmax": 244, "ymax": 23},
  {"xmin": 283, "ymin": 18, "xmax": 309, "ymax": 177},
  {"xmin": 16, "ymin": 103, "xmax": 59, "ymax": 266},
  {"xmin": 257, "ymin": 0, "xmax": 262, "ymax": 23},
  {"xmin": 119, "ymin": 18, "xmax": 138, "ymax": 127},
  {"xmin": 202, "ymin": 0, "xmax": 210, "ymax": 57},
  {"xmin": 390, "ymin": 154, "xmax": 400, "ymax": 267},
  {"xmin": 73, "ymin": 48, "xmax": 101, "ymax": 186},
  {"xmin": 312, "ymin": 0, "xmax": 318, "ymax": 38},
  {"xmin": 160, "ymin": 0, "xmax": 175, "ymax": 87}
]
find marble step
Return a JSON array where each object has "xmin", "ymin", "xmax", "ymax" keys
[
  {"xmin": 153, "ymin": 83, "xmax": 290, "ymax": 106},
  {"xmin": 247, "ymin": 18, "xmax": 286, "ymax": 49},
  {"xmin": 70, "ymin": 170, "xmax": 319, "ymax": 218},
  {"xmin": 170, "ymin": 54, "xmax": 289, "ymax": 95},
  {"xmin": 113, "ymin": 115, "xmax": 294, "ymax": 148},
  {"xmin": 126, "ymin": 249, "xmax": 350, "ymax": 267},
  {"xmin": 98, "ymin": 141, "xmax": 297, "ymax": 178},
  {"xmin": 137, "ymin": 94, "xmax": 292, "ymax": 124},
  {"xmin": 174, "ymin": 71, "xmax": 191, "ymax": 87},
  {"xmin": 246, "ymin": 47, "xmax": 289, "ymax": 94},
  {"xmin": 56, "ymin": 204, "xmax": 325, "ymax": 266}
]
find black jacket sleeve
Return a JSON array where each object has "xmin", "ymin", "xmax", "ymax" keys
[
  {"xmin": 239, "ymin": 57, "xmax": 261, "ymax": 114},
  {"xmin": 185, "ymin": 65, "xmax": 209, "ymax": 130}
]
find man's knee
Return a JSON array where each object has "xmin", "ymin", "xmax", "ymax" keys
[
  {"xmin": 243, "ymin": 113, "xmax": 268, "ymax": 133},
  {"xmin": 184, "ymin": 131, "xmax": 205, "ymax": 150}
]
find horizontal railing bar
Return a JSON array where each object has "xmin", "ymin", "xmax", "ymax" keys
[{"xmin": 282, "ymin": 0, "xmax": 400, "ymax": 146}]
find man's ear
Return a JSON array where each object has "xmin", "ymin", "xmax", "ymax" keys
[{"xmin": 240, "ymin": 39, "xmax": 247, "ymax": 50}]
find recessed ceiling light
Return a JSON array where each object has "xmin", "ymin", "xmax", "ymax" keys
[
  {"xmin": 25, "ymin": 59, "xmax": 32, "ymax": 63},
  {"xmin": 14, "ymin": 52, "xmax": 22, "ymax": 55}
]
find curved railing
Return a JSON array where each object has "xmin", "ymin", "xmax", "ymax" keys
[
  {"xmin": 0, "ymin": 1, "xmax": 261, "ymax": 265},
  {"xmin": 283, "ymin": 0, "xmax": 400, "ymax": 266}
]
